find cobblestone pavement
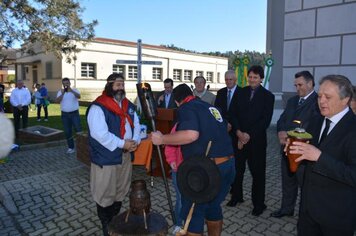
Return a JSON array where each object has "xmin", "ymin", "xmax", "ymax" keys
[{"xmin": 0, "ymin": 126, "xmax": 301, "ymax": 236}]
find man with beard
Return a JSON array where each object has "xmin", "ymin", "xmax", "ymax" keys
[{"xmin": 86, "ymin": 73, "xmax": 141, "ymax": 236}]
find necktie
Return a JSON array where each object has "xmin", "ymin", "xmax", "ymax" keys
[
  {"xmin": 165, "ymin": 94, "xmax": 169, "ymax": 108},
  {"xmin": 298, "ymin": 98, "xmax": 305, "ymax": 106},
  {"xmin": 250, "ymin": 89, "xmax": 255, "ymax": 101},
  {"xmin": 227, "ymin": 89, "xmax": 232, "ymax": 109},
  {"xmin": 319, "ymin": 118, "xmax": 331, "ymax": 144}
]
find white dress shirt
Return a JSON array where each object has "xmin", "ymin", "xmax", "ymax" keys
[
  {"xmin": 10, "ymin": 87, "xmax": 31, "ymax": 107},
  {"xmin": 87, "ymin": 102, "xmax": 141, "ymax": 151},
  {"xmin": 319, "ymin": 107, "xmax": 349, "ymax": 141}
]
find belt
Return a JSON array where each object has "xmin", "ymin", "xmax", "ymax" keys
[
  {"xmin": 210, "ymin": 156, "xmax": 234, "ymax": 165},
  {"xmin": 61, "ymin": 110, "xmax": 78, "ymax": 114}
]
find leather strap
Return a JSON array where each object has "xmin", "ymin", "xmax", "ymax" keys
[{"xmin": 210, "ymin": 156, "xmax": 233, "ymax": 165}]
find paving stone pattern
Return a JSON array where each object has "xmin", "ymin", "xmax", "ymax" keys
[{"xmin": 0, "ymin": 126, "xmax": 303, "ymax": 236}]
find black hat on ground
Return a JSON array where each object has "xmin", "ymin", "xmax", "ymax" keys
[{"xmin": 177, "ymin": 155, "xmax": 221, "ymax": 204}]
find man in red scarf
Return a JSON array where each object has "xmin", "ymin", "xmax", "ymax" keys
[{"xmin": 87, "ymin": 73, "xmax": 141, "ymax": 236}]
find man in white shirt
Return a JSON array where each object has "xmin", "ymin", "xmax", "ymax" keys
[
  {"xmin": 55, "ymin": 78, "xmax": 82, "ymax": 154},
  {"xmin": 86, "ymin": 73, "xmax": 141, "ymax": 236},
  {"xmin": 10, "ymin": 80, "xmax": 31, "ymax": 136}
]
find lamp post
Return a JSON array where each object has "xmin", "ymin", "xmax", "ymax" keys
[{"xmin": 73, "ymin": 53, "xmax": 77, "ymax": 88}]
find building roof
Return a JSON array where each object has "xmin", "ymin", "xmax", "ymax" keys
[
  {"xmin": 93, "ymin": 37, "xmax": 228, "ymax": 59},
  {"xmin": 0, "ymin": 48, "xmax": 17, "ymax": 65}
]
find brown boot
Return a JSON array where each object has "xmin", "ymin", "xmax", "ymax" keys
[
  {"xmin": 206, "ymin": 220, "xmax": 223, "ymax": 236},
  {"xmin": 186, "ymin": 232, "xmax": 203, "ymax": 236},
  {"xmin": 175, "ymin": 230, "xmax": 202, "ymax": 236}
]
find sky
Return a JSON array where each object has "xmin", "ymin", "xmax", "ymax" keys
[{"xmin": 81, "ymin": 0, "xmax": 267, "ymax": 53}]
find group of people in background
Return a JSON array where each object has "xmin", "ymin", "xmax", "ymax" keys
[
  {"xmin": 4, "ymin": 79, "xmax": 82, "ymax": 156},
  {"xmin": 33, "ymin": 82, "xmax": 49, "ymax": 121},
  {"xmin": 152, "ymin": 67, "xmax": 356, "ymax": 236},
  {"xmin": 2, "ymin": 66, "xmax": 356, "ymax": 235}
]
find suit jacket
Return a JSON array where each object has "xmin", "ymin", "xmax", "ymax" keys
[
  {"xmin": 214, "ymin": 86, "xmax": 239, "ymax": 123},
  {"xmin": 215, "ymin": 86, "xmax": 240, "ymax": 148},
  {"xmin": 230, "ymin": 85, "xmax": 275, "ymax": 145},
  {"xmin": 157, "ymin": 91, "xmax": 177, "ymax": 109},
  {"xmin": 277, "ymin": 91, "xmax": 319, "ymax": 133},
  {"xmin": 301, "ymin": 110, "xmax": 356, "ymax": 230}
]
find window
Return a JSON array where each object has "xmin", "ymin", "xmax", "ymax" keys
[
  {"xmin": 196, "ymin": 71, "xmax": 203, "ymax": 77},
  {"xmin": 81, "ymin": 63, "xmax": 96, "ymax": 78},
  {"xmin": 128, "ymin": 66, "xmax": 137, "ymax": 80},
  {"xmin": 113, "ymin": 65, "xmax": 125, "ymax": 74},
  {"xmin": 184, "ymin": 70, "xmax": 193, "ymax": 81},
  {"xmin": 152, "ymin": 67, "xmax": 162, "ymax": 80},
  {"xmin": 206, "ymin": 72, "xmax": 214, "ymax": 82},
  {"xmin": 173, "ymin": 69, "xmax": 182, "ymax": 81},
  {"xmin": 45, "ymin": 62, "xmax": 53, "ymax": 80},
  {"xmin": 217, "ymin": 72, "xmax": 220, "ymax": 82}
]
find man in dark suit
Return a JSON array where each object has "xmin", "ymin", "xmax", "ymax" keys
[
  {"xmin": 289, "ymin": 75, "xmax": 356, "ymax": 236},
  {"xmin": 215, "ymin": 70, "xmax": 240, "ymax": 131},
  {"xmin": 271, "ymin": 71, "xmax": 320, "ymax": 218},
  {"xmin": 157, "ymin": 78, "xmax": 177, "ymax": 109},
  {"xmin": 228, "ymin": 65, "xmax": 275, "ymax": 216}
]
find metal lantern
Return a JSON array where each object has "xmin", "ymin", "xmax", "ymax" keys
[{"xmin": 136, "ymin": 82, "xmax": 157, "ymax": 120}]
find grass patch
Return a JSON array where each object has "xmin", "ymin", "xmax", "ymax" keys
[{"xmin": 5, "ymin": 104, "xmax": 89, "ymax": 132}]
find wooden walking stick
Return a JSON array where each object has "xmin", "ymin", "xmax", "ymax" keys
[{"xmin": 136, "ymin": 82, "xmax": 176, "ymax": 224}]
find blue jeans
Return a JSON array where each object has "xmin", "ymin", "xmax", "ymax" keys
[
  {"xmin": 181, "ymin": 158, "xmax": 236, "ymax": 233},
  {"xmin": 172, "ymin": 171, "xmax": 183, "ymax": 227},
  {"xmin": 61, "ymin": 110, "xmax": 82, "ymax": 149}
]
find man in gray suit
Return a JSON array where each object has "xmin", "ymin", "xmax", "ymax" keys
[{"xmin": 271, "ymin": 71, "xmax": 320, "ymax": 218}]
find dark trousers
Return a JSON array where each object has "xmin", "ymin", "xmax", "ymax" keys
[
  {"xmin": 36, "ymin": 104, "xmax": 48, "ymax": 119},
  {"xmin": 298, "ymin": 210, "xmax": 354, "ymax": 236},
  {"xmin": 280, "ymin": 152, "xmax": 298, "ymax": 213},
  {"xmin": 232, "ymin": 141, "xmax": 266, "ymax": 209},
  {"xmin": 13, "ymin": 106, "xmax": 29, "ymax": 136}
]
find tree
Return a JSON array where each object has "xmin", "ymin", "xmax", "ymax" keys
[{"xmin": 0, "ymin": 0, "xmax": 97, "ymax": 62}]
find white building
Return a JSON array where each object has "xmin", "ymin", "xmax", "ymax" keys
[{"xmin": 15, "ymin": 37, "xmax": 228, "ymax": 101}]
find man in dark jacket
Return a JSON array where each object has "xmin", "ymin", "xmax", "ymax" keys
[
  {"xmin": 157, "ymin": 78, "xmax": 177, "ymax": 109},
  {"xmin": 289, "ymin": 75, "xmax": 356, "ymax": 235},
  {"xmin": 271, "ymin": 71, "xmax": 320, "ymax": 218},
  {"xmin": 229, "ymin": 65, "xmax": 275, "ymax": 216}
]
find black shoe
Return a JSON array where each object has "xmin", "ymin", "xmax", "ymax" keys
[
  {"xmin": 226, "ymin": 198, "xmax": 244, "ymax": 207},
  {"xmin": 270, "ymin": 210, "xmax": 294, "ymax": 218},
  {"xmin": 252, "ymin": 205, "xmax": 267, "ymax": 216}
]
